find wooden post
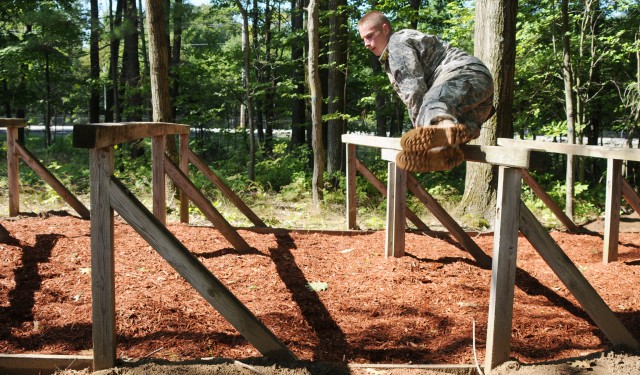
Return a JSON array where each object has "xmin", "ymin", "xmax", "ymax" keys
[
  {"xmin": 7, "ymin": 126, "xmax": 19, "ymax": 216},
  {"xmin": 89, "ymin": 147, "xmax": 116, "ymax": 371},
  {"xmin": 484, "ymin": 167, "xmax": 522, "ymax": 371},
  {"xmin": 385, "ymin": 161, "xmax": 406, "ymax": 258},
  {"xmin": 346, "ymin": 143, "xmax": 357, "ymax": 229},
  {"xmin": 179, "ymin": 133, "xmax": 189, "ymax": 224},
  {"xmin": 521, "ymin": 169, "xmax": 579, "ymax": 232},
  {"xmin": 152, "ymin": 135, "xmax": 166, "ymax": 224},
  {"xmin": 621, "ymin": 178, "xmax": 640, "ymax": 214},
  {"xmin": 603, "ymin": 158, "xmax": 622, "ymax": 263}
]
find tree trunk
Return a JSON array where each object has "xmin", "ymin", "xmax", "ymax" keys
[
  {"xmin": 308, "ymin": 0, "xmax": 324, "ymax": 204},
  {"xmin": 105, "ymin": 0, "xmax": 123, "ymax": 123},
  {"xmin": 90, "ymin": 0, "xmax": 100, "ymax": 123},
  {"xmin": 326, "ymin": 0, "xmax": 348, "ymax": 175},
  {"xmin": 44, "ymin": 50, "xmax": 52, "ymax": 147},
  {"xmin": 562, "ymin": 0, "xmax": 575, "ymax": 221},
  {"xmin": 235, "ymin": 0, "xmax": 256, "ymax": 180},
  {"xmin": 290, "ymin": 0, "xmax": 306, "ymax": 148},
  {"xmin": 138, "ymin": 0, "xmax": 149, "ymax": 78},
  {"xmin": 459, "ymin": 0, "xmax": 517, "ymax": 223},
  {"xmin": 264, "ymin": 0, "xmax": 275, "ymax": 154},
  {"xmin": 122, "ymin": 0, "xmax": 143, "ymax": 121},
  {"xmin": 145, "ymin": 0, "xmax": 173, "ymax": 122}
]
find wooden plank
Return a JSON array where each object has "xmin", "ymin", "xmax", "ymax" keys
[
  {"xmin": 15, "ymin": 143, "xmax": 90, "ymax": 219},
  {"xmin": 521, "ymin": 169, "xmax": 579, "ymax": 232},
  {"xmin": 406, "ymin": 174, "xmax": 492, "ymax": 269},
  {"xmin": 621, "ymin": 178, "xmax": 640, "ymax": 218},
  {"xmin": 73, "ymin": 122, "xmax": 190, "ymax": 149},
  {"xmin": 7, "ymin": 126, "xmax": 19, "ymax": 216},
  {"xmin": 0, "ymin": 118, "xmax": 27, "ymax": 128},
  {"xmin": 342, "ymin": 134, "xmax": 400, "ymax": 149},
  {"xmin": 519, "ymin": 200, "xmax": 639, "ymax": 350},
  {"xmin": 385, "ymin": 161, "xmax": 406, "ymax": 258},
  {"xmin": 89, "ymin": 147, "xmax": 116, "ymax": 371},
  {"xmin": 0, "ymin": 354, "xmax": 92, "ymax": 375},
  {"xmin": 498, "ymin": 138, "xmax": 640, "ymax": 162},
  {"xmin": 484, "ymin": 167, "xmax": 522, "ymax": 371},
  {"xmin": 152, "ymin": 135, "xmax": 166, "ymax": 224},
  {"xmin": 108, "ymin": 176, "xmax": 296, "ymax": 361},
  {"xmin": 346, "ymin": 143, "xmax": 357, "ymax": 229},
  {"xmin": 380, "ymin": 145, "xmax": 529, "ymax": 169},
  {"xmin": 188, "ymin": 149, "xmax": 266, "ymax": 228},
  {"xmin": 355, "ymin": 159, "xmax": 429, "ymax": 231},
  {"xmin": 603, "ymin": 159, "xmax": 622, "ymax": 263},
  {"xmin": 164, "ymin": 155, "xmax": 251, "ymax": 250},
  {"xmin": 179, "ymin": 134, "xmax": 190, "ymax": 224}
]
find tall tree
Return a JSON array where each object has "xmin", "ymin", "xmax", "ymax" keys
[
  {"xmin": 105, "ymin": 0, "xmax": 124, "ymax": 122},
  {"xmin": 89, "ymin": 0, "xmax": 100, "ymax": 123},
  {"xmin": 308, "ymin": 0, "xmax": 324, "ymax": 204},
  {"xmin": 289, "ymin": 0, "xmax": 306, "ymax": 147},
  {"xmin": 122, "ymin": 0, "xmax": 143, "ymax": 121},
  {"xmin": 145, "ymin": 0, "xmax": 172, "ymax": 122},
  {"xmin": 459, "ymin": 0, "xmax": 517, "ymax": 222},
  {"xmin": 561, "ymin": 0, "xmax": 576, "ymax": 220}
]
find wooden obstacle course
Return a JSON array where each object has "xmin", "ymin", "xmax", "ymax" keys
[
  {"xmin": 1, "ymin": 118, "xmax": 89, "ymax": 219},
  {"xmin": 73, "ymin": 122, "xmax": 295, "ymax": 370},
  {"xmin": 342, "ymin": 134, "xmax": 639, "ymax": 372},
  {"xmin": 498, "ymin": 138, "xmax": 640, "ymax": 263}
]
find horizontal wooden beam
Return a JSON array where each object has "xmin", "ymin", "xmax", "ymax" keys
[
  {"xmin": 380, "ymin": 145, "xmax": 529, "ymax": 169},
  {"xmin": 0, "ymin": 118, "xmax": 27, "ymax": 128},
  {"xmin": 0, "ymin": 354, "xmax": 92, "ymax": 375},
  {"xmin": 73, "ymin": 122, "xmax": 190, "ymax": 149},
  {"xmin": 498, "ymin": 138, "xmax": 640, "ymax": 162},
  {"xmin": 342, "ymin": 134, "xmax": 401, "ymax": 149}
]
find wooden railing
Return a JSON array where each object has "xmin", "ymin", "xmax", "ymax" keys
[
  {"xmin": 73, "ymin": 122, "xmax": 294, "ymax": 371},
  {"xmin": 342, "ymin": 134, "xmax": 639, "ymax": 372}
]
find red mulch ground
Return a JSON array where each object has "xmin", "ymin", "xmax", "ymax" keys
[{"xmin": 1, "ymin": 213, "xmax": 639, "ymax": 366}]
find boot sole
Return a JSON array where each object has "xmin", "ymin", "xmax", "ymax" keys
[
  {"xmin": 400, "ymin": 124, "xmax": 479, "ymax": 152},
  {"xmin": 396, "ymin": 146, "xmax": 465, "ymax": 172}
]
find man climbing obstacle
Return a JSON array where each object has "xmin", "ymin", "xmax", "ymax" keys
[{"xmin": 357, "ymin": 11, "xmax": 495, "ymax": 172}]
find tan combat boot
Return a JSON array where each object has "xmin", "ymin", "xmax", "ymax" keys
[{"xmin": 396, "ymin": 146, "xmax": 464, "ymax": 173}]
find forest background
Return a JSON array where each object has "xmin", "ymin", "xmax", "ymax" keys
[{"xmin": 0, "ymin": 0, "xmax": 639, "ymax": 230}]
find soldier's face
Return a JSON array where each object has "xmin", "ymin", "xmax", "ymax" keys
[{"xmin": 358, "ymin": 21, "xmax": 390, "ymax": 57}]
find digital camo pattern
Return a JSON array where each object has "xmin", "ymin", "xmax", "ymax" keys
[{"xmin": 380, "ymin": 29, "xmax": 494, "ymax": 130}]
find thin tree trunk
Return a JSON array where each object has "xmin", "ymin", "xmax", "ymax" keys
[
  {"xmin": 106, "ymin": 0, "xmax": 123, "ymax": 122},
  {"xmin": 290, "ymin": 0, "xmax": 306, "ymax": 147},
  {"xmin": 139, "ymin": 0, "xmax": 149, "ymax": 78},
  {"xmin": 459, "ymin": 0, "xmax": 517, "ymax": 223},
  {"xmin": 90, "ymin": 0, "xmax": 101, "ymax": 123},
  {"xmin": 44, "ymin": 50, "xmax": 52, "ymax": 147},
  {"xmin": 123, "ymin": 0, "xmax": 143, "ymax": 121},
  {"xmin": 145, "ymin": 0, "xmax": 173, "ymax": 122},
  {"xmin": 562, "ymin": 0, "xmax": 575, "ymax": 221},
  {"xmin": 308, "ymin": 0, "xmax": 324, "ymax": 204}
]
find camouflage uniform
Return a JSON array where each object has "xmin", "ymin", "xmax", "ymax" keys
[{"xmin": 379, "ymin": 29, "xmax": 494, "ymax": 131}]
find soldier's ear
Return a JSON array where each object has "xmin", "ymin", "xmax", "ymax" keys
[{"xmin": 381, "ymin": 23, "xmax": 391, "ymax": 37}]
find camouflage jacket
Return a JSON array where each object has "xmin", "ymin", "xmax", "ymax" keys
[{"xmin": 379, "ymin": 29, "xmax": 491, "ymax": 126}]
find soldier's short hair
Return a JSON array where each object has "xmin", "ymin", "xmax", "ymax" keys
[{"xmin": 358, "ymin": 11, "xmax": 393, "ymax": 32}]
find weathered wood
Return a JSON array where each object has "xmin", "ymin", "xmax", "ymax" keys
[
  {"xmin": 152, "ymin": 135, "xmax": 166, "ymax": 224},
  {"xmin": 0, "ymin": 118, "xmax": 27, "ymax": 128},
  {"xmin": 346, "ymin": 143, "xmax": 357, "ymax": 229},
  {"xmin": 187, "ymin": 149, "xmax": 266, "ymax": 228},
  {"xmin": 89, "ymin": 147, "xmax": 116, "ymax": 371},
  {"xmin": 15, "ymin": 143, "xmax": 90, "ymax": 219},
  {"xmin": 385, "ymin": 161, "xmax": 406, "ymax": 258},
  {"xmin": 603, "ymin": 159, "xmax": 622, "ymax": 264},
  {"xmin": 7, "ymin": 126, "xmax": 19, "ymax": 216},
  {"xmin": 164, "ymin": 155, "xmax": 251, "ymax": 250},
  {"xmin": 0, "ymin": 354, "xmax": 92, "ymax": 375},
  {"xmin": 406, "ymin": 174, "xmax": 492, "ymax": 268},
  {"xmin": 179, "ymin": 134, "xmax": 189, "ymax": 224},
  {"xmin": 519, "ymin": 200, "xmax": 639, "ymax": 350},
  {"xmin": 621, "ymin": 178, "xmax": 640, "ymax": 214},
  {"xmin": 497, "ymin": 138, "xmax": 640, "ymax": 162},
  {"xmin": 342, "ymin": 134, "xmax": 400, "ymax": 149},
  {"xmin": 521, "ymin": 169, "xmax": 579, "ymax": 232},
  {"xmin": 355, "ymin": 158, "xmax": 429, "ymax": 231},
  {"xmin": 108, "ymin": 176, "xmax": 296, "ymax": 360},
  {"xmin": 380, "ymin": 145, "xmax": 529, "ymax": 169},
  {"xmin": 73, "ymin": 122, "xmax": 189, "ymax": 149},
  {"xmin": 484, "ymin": 167, "xmax": 522, "ymax": 371}
]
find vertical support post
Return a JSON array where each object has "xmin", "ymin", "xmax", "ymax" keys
[
  {"xmin": 90, "ymin": 147, "xmax": 116, "ymax": 371},
  {"xmin": 485, "ymin": 166, "xmax": 522, "ymax": 371},
  {"xmin": 346, "ymin": 143, "xmax": 357, "ymax": 229},
  {"xmin": 7, "ymin": 126, "xmax": 19, "ymax": 216},
  {"xmin": 179, "ymin": 133, "xmax": 189, "ymax": 224},
  {"xmin": 384, "ymin": 161, "xmax": 406, "ymax": 258},
  {"xmin": 152, "ymin": 135, "xmax": 166, "ymax": 225},
  {"xmin": 603, "ymin": 158, "xmax": 622, "ymax": 264}
]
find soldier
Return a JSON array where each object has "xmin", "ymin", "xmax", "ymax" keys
[{"xmin": 357, "ymin": 11, "xmax": 495, "ymax": 172}]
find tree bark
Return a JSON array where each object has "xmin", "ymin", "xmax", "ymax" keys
[
  {"xmin": 122, "ymin": 0, "xmax": 143, "ymax": 121},
  {"xmin": 326, "ymin": 0, "xmax": 348, "ymax": 175},
  {"xmin": 289, "ymin": 0, "xmax": 306, "ymax": 147},
  {"xmin": 562, "ymin": 0, "xmax": 575, "ymax": 220},
  {"xmin": 459, "ymin": 0, "xmax": 517, "ymax": 223},
  {"xmin": 308, "ymin": 0, "xmax": 324, "ymax": 204},
  {"xmin": 145, "ymin": 0, "xmax": 173, "ymax": 122},
  {"xmin": 105, "ymin": 0, "xmax": 123, "ymax": 123},
  {"xmin": 90, "ymin": 0, "xmax": 100, "ymax": 123}
]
